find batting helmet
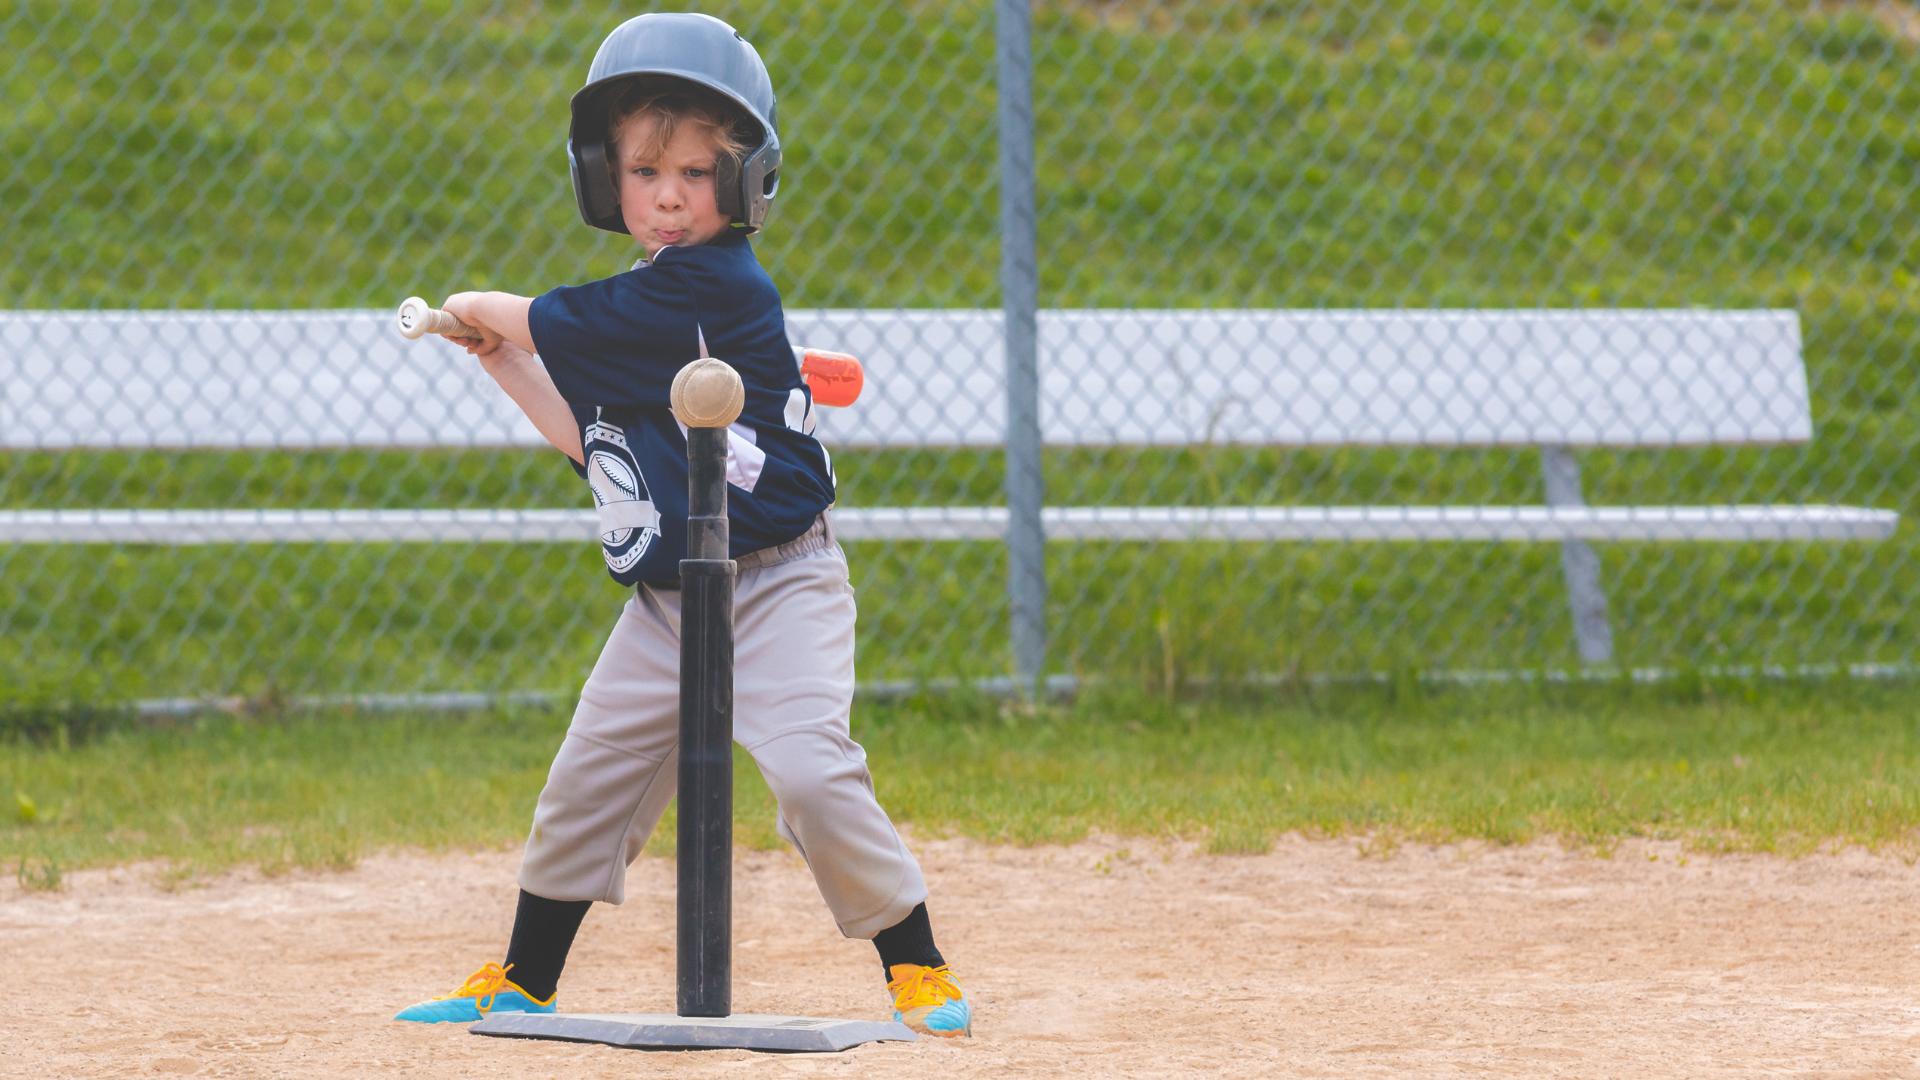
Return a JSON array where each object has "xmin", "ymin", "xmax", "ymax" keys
[{"xmin": 567, "ymin": 13, "xmax": 782, "ymax": 235}]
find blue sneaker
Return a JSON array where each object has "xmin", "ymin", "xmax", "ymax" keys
[
  {"xmin": 886, "ymin": 963, "xmax": 971, "ymax": 1038},
  {"xmin": 394, "ymin": 962, "xmax": 556, "ymax": 1023}
]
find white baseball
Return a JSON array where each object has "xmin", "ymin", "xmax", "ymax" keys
[{"xmin": 671, "ymin": 358, "xmax": 745, "ymax": 428}]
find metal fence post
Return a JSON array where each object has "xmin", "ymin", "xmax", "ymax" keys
[
  {"xmin": 1541, "ymin": 445, "xmax": 1616, "ymax": 665},
  {"xmin": 996, "ymin": 0, "xmax": 1046, "ymax": 692}
]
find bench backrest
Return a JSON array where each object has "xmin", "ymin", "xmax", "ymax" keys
[{"xmin": 1, "ymin": 309, "xmax": 1809, "ymax": 450}]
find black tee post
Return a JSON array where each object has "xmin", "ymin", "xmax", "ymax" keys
[{"xmin": 678, "ymin": 422, "xmax": 734, "ymax": 1018}]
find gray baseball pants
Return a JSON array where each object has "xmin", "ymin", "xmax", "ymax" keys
[{"xmin": 517, "ymin": 514, "xmax": 929, "ymax": 939}]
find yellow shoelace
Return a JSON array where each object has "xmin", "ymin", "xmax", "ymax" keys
[
  {"xmin": 439, "ymin": 961, "xmax": 519, "ymax": 1015},
  {"xmin": 887, "ymin": 964, "xmax": 961, "ymax": 1011}
]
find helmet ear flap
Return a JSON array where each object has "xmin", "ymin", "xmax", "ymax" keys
[
  {"xmin": 569, "ymin": 137, "xmax": 624, "ymax": 233},
  {"xmin": 713, "ymin": 150, "xmax": 744, "ymax": 222}
]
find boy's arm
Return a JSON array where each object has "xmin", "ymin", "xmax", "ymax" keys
[
  {"xmin": 461, "ymin": 335, "xmax": 584, "ymax": 465},
  {"xmin": 441, "ymin": 291, "xmax": 535, "ymax": 354}
]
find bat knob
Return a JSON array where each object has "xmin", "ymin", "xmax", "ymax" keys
[{"xmin": 396, "ymin": 296, "xmax": 433, "ymax": 339}]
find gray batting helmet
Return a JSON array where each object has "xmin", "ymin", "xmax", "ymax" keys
[{"xmin": 568, "ymin": 13, "xmax": 781, "ymax": 235}]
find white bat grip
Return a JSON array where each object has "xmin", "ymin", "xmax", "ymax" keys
[{"xmin": 395, "ymin": 296, "xmax": 482, "ymax": 340}]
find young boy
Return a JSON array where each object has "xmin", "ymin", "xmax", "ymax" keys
[{"xmin": 391, "ymin": 13, "xmax": 969, "ymax": 1038}]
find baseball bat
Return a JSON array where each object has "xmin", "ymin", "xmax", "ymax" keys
[
  {"xmin": 395, "ymin": 296, "xmax": 482, "ymax": 340},
  {"xmin": 396, "ymin": 297, "xmax": 865, "ymax": 407},
  {"xmin": 794, "ymin": 348, "xmax": 864, "ymax": 408}
]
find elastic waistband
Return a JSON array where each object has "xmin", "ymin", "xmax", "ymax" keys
[
  {"xmin": 737, "ymin": 513, "xmax": 835, "ymax": 571},
  {"xmin": 641, "ymin": 513, "xmax": 835, "ymax": 591}
]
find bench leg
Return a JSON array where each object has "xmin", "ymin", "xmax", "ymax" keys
[{"xmin": 1540, "ymin": 447, "xmax": 1616, "ymax": 665}]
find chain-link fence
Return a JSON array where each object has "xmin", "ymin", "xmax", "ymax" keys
[{"xmin": 3, "ymin": 2, "xmax": 1915, "ymax": 709}]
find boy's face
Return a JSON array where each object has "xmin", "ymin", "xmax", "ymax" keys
[{"xmin": 613, "ymin": 115, "xmax": 732, "ymax": 255}]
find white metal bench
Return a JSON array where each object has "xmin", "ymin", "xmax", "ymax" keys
[{"xmin": 0, "ymin": 308, "xmax": 1897, "ymax": 664}]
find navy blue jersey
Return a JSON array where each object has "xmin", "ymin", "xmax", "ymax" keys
[{"xmin": 528, "ymin": 231, "xmax": 835, "ymax": 587}]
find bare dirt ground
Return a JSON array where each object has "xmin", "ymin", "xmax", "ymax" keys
[{"xmin": 7, "ymin": 834, "xmax": 1920, "ymax": 1078}]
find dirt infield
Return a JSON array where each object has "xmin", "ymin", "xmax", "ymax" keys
[{"xmin": 8, "ymin": 835, "xmax": 1920, "ymax": 1078}]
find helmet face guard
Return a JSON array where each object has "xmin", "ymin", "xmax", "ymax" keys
[{"xmin": 567, "ymin": 14, "xmax": 781, "ymax": 235}]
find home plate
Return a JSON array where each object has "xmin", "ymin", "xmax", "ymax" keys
[{"xmin": 471, "ymin": 1011, "xmax": 917, "ymax": 1053}]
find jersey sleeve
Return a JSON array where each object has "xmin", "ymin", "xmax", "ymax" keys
[{"xmin": 528, "ymin": 261, "xmax": 703, "ymax": 410}]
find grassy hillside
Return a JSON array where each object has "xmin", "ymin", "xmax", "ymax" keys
[
  {"xmin": 5, "ymin": 3, "xmax": 1913, "ymax": 309},
  {"xmin": 2, "ymin": 2, "xmax": 1916, "ymax": 701}
]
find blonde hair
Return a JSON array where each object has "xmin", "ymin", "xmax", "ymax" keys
[{"xmin": 605, "ymin": 81, "xmax": 749, "ymax": 167}]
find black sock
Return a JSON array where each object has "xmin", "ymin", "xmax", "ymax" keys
[
  {"xmin": 873, "ymin": 902, "xmax": 945, "ymax": 978},
  {"xmin": 501, "ymin": 890, "xmax": 592, "ymax": 1002}
]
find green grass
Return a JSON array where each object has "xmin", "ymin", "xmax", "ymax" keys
[
  {"xmin": 3, "ymin": 2, "xmax": 1918, "ymax": 702},
  {"xmin": 6, "ymin": 678, "xmax": 1919, "ymax": 883}
]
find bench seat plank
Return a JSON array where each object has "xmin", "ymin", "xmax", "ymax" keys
[
  {"xmin": 0, "ymin": 505, "xmax": 1894, "ymax": 545},
  {"xmin": 2, "ymin": 308, "xmax": 1810, "ymax": 449}
]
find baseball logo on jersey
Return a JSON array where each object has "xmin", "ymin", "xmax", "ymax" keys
[{"xmin": 583, "ymin": 419, "xmax": 661, "ymax": 574}]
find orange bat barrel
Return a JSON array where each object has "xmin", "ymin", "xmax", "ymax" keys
[{"xmin": 799, "ymin": 349, "xmax": 864, "ymax": 408}]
